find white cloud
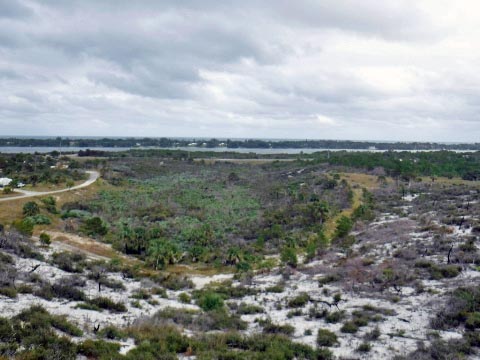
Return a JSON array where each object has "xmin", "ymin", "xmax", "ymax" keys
[{"xmin": 0, "ymin": 0, "xmax": 479, "ymax": 141}]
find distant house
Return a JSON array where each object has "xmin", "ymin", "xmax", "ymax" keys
[
  {"xmin": 0, "ymin": 178, "xmax": 12, "ymax": 188},
  {"xmin": 51, "ymin": 162, "xmax": 69, "ymax": 170}
]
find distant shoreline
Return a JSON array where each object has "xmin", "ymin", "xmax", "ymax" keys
[
  {"xmin": 0, "ymin": 137, "xmax": 479, "ymax": 152},
  {"xmin": 0, "ymin": 146, "xmax": 478, "ymax": 155}
]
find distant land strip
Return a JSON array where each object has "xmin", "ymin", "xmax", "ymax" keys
[{"xmin": 0, "ymin": 137, "xmax": 479, "ymax": 151}]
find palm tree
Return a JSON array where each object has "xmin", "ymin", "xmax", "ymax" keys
[{"xmin": 148, "ymin": 238, "xmax": 180, "ymax": 270}]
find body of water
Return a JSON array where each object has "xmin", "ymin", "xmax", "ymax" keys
[{"xmin": 0, "ymin": 146, "xmax": 477, "ymax": 154}]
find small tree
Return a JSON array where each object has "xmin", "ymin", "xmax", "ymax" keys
[
  {"xmin": 197, "ymin": 292, "xmax": 224, "ymax": 311},
  {"xmin": 147, "ymin": 238, "xmax": 180, "ymax": 270},
  {"xmin": 23, "ymin": 201, "xmax": 40, "ymax": 217},
  {"xmin": 39, "ymin": 233, "xmax": 51, "ymax": 246},
  {"xmin": 334, "ymin": 216, "xmax": 353, "ymax": 239},
  {"xmin": 82, "ymin": 217, "xmax": 108, "ymax": 236},
  {"xmin": 41, "ymin": 196, "xmax": 58, "ymax": 214},
  {"xmin": 281, "ymin": 247, "xmax": 297, "ymax": 268}
]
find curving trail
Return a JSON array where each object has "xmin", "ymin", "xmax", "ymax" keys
[{"xmin": 0, "ymin": 170, "xmax": 99, "ymax": 203}]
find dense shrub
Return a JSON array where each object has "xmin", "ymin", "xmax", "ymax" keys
[
  {"xmin": 197, "ymin": 292, "xmax": 224, "ymax": 312},
  {"xmin": 23, "ymin": 201, "xmax": 40, "ymax": 217},
  {"xmin": 78, "ymin": 339, "xmax": 122, "ymax": 359},
  {"xmin": 87, "ymin": 297, "xmax": 127, "ymax": 313},
  {"xmin": 82, "ymin": 216, "xmax": 108, "ymax": 236},
  {"xmin": 287, "ymin": 292, "xmax": 310, "ymax": 308},
  {"xmin": 281, "ymin": 246, "xmax": 298, "ymax": 268},
  {"xmin": 51, "ymin": 251, "xmax": 86, "ymax": 273},
  {"xmin": 341, "ymin": 321, "xmax": 359, "ymax": 333},
  {"xmin": 236, "ymin": 303, "xmax": 264, "ymax": 315},
  {"xmin": 39, "ymin": 232, "xmax": 51, "ymax": 245},
  {"xmin": 24, "ymin": 214, "xmax": 51, "ymax": 225},
  {"xmin": 261, "ymin": 320, "xmax": 295, "ymax": 336},
  {"xmin": 317, "ymin": 329, "xmax": 338, "ymax": 347}
]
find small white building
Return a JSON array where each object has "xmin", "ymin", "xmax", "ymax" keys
[{"xmin": 0, "ymin": 178, "xmax": 12, "ymax": 187}]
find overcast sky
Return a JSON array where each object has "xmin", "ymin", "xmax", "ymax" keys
[{"xmin": 1, "ymin": 0, "xmax": 479, "ymax": 141}]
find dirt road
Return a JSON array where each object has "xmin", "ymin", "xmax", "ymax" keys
[{"xmin": 0, "ymin": 170, "xmax": 99, "ymax": 203}]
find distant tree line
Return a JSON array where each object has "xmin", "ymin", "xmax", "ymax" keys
[
  {"xmin": 316, "ymin": 150, "xmax": 480, "ymax": 181},
  {"xmin": 1, "ymin": 137, "xmax": 480, "ymax": 151}
]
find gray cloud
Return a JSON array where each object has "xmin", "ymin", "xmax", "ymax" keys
[
  {"xmin": 0, "ymin": 0, "xmax": 32, "ymax": 19},
  {"xmin": 0, "ymin": 0, "xmax": 478, "ymax": 141}
]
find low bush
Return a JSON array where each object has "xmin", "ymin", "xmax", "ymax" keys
[
  {"xmin": 341, "ymin": 321, "xmax": 359, "ymax": 333},
  {"xmin": 24, "ymin": 214, "xmax": 51, "ymax": 225},
  {"xmin": 260, "ymin": 319, "xmax": 295, "ymax": 336},
  {"xmin": 197, "ymin": 292, "xmax": 224, "ymax": 312},
  {"xmin": 317, "ymin": 329, "xmax": 338, "ymax": 347},
  {"xmin": 357, "ymin": 342, "xmax": 372, "ymax": 352},
  {"xmin": 98, "ymin": 325, "xmax": 127, "ymax": 340},
  {"xmin": 131, "ymin": 289, "xmax": 151, "ymax": 300},
  {"xmin": 265, "ymin": 283, "xmax": 285, "ymax": 293},
  {"xmin": 78, "ymin": 339, "xmax": 122, "ymax": 359},
  {"xmin": 237, "ymin": 303, "xmax": 264, "ymax": 315},
  {"xmin": 51, "ymin": 251, "xmax": 86, "ymax": 273},
  {"xmin": 0, "ymin": 286, "xmax": 17, "ymax": 298},
  {"xmin": 325, "ymin": 311, "xmax": 346, "ymax": 323},
  {"xmin": 287, "ymin": 292, "xmax": 310, "ymax": 308},
  {"xmin": 39, "ymin": 232, "xmax": 51, "ymax": 245},
  {"xmin": 178, "ymin": 292, "xmax": 191, "ymax": 303},
  {"xmin": 87, "ymin": 297, "xmax": 127, "ymax": 313}
]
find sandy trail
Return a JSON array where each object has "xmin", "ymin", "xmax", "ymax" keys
[{"xmin": 0, "ymin": 170, "xmax": 99, "ymax": 202}]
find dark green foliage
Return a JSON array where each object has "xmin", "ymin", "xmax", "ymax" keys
[
  {"xmin": 236, "ymin": 303, "xmax": 264, "ymax": 315},
  {"xmin": 260, "ymin": 319, "xmax": 295, "ymax": 336},
  {"xmin": 11, "ymin": 218, "xmax": 34, "ymax": 235},
  {"xmin": 416, "ymin": 261, "xmax": 463, "ymax": 279},
  {"xmin": 178, "ymin": 292, "xmax": 191, "ymax": 303},
  {"xmin": 429, "ymin": 264, "xmax": 462, "ymax": 279},
  {"xmin": 341, "ymin": 321, "xmax": 359, "ymax": 333},
  {"xmin": 281, "ymin": 246, "xmax": 298, "ymax": 268},
  {"xmin": 87, "ymin": 297, "xmax": 127, "ymax": 313},
  {"xmin": 287, "ymin": 292, "xmax": 310, "ymax": 308},
  {"xmin": 466, "ymin": 312, "xmax": 480, "ymax": 330},
  {"xmin": 334, "ymin": 215, "xmax": 353, "ymax": 239},
  {"xmin": 14, "ymin": 305, "xmax": 83, "ymax": 337},
  {"xmin": 357, "ymin": 342, "xmax": 372, "ymax": 352},
  {"xmin": 325, "ymin": 311, "xmax": 346, "ymax": 323},
  {"xmin": 22, "ymin": 201, "xmax": 40, "ymax": 217},
  {"xmin": 318, "ymin": 274, "xmax": 340, "ymax": 286},
  {"xmin": 131, "ymin": 289, "xmax": 151, "ymax": 300},
  {"xmin": 51, "ymin": 282, "xmax": 86, "ymax": 301},
  {"xmin": 147, "ymin": 238, "xmax": 181, "ymax": 269},
  {"xmin": 24, "ymin": 214, "xmax": 51, "ymax": 225},
  {"xmin": 317, "ymin": 329, "xmax": 338, "ymax": 347},
  {"xmin": 0, "ymin": 286, "xmax": 17, "ymax": 298},
  {"xmin": 265, "ymin": 284, "xmax": 285, "ymax": 293},
  {"xmin": 82, "ymin": 216, "xmax": 108, "ymax": 236},
  {"xmin": 39, "ymin": 232, "xmax": 51, "ymax": 245},
  {"xmin": 41, "ymin": 196, "xmax": 58, "ymax": 214},
  {"xmin": 197, "ymin": 292, "xmax": 224, "ymax": 312},
  {"xmin": 98, "ymin": 325, "xmax": 127, "ymax": 340},
  {"xmin": 51, "ymin": 251, "xmax": 86, "ymax": 273},
  {"xmin": 78, "ymin": 339, "xmax": 123, "ymax": 359}
]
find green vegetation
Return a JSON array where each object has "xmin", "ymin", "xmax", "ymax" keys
[
  {"xmin": 0, "ymin": 152, "xmax": 87, "ymax": 187},
  {"xmin": 63, "ymin": 157, "xmax": 355, "ymax": 269},
  {"xmin": 317, "ymin": 329, "xmax": 338, "ymax": 347},
  {"xmin": 197, "ymin": 292, "xmax": 225, "ymax": 312}
]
